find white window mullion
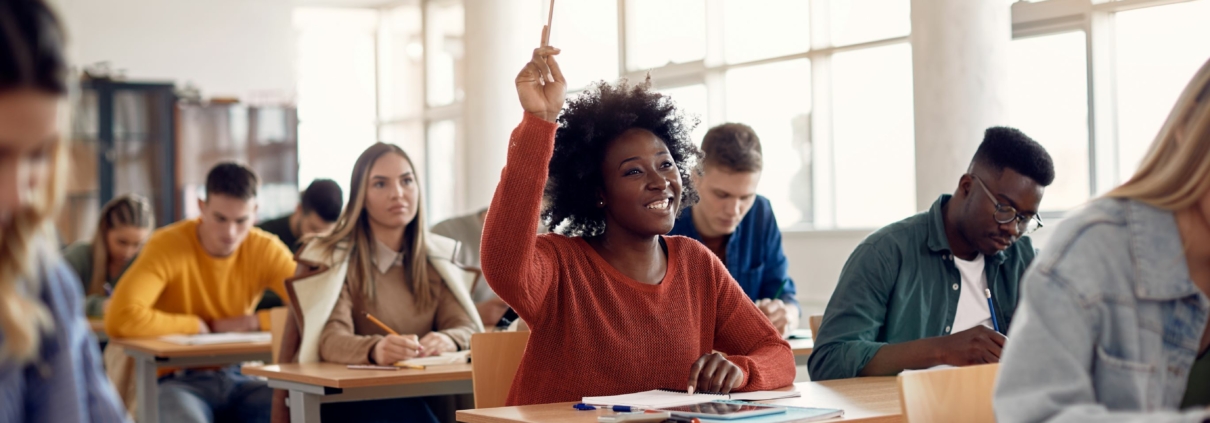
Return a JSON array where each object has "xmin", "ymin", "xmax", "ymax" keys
[{"xmin": 809, "ymin": 0, "xmax": 836, "ymax": 228}]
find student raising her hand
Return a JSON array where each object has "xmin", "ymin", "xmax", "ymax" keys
[{"xmin": 479, "ymin": 28, "xmax": 795, "ymax": 406}]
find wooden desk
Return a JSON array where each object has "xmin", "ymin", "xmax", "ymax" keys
[
  {"xmin": 789, "ymin": 337, "xmax": 814, "ymax": 366},
  {"xmin": 242, "ymin": 362, "xmax": 474, "ymax": 423},
  {"xmin": 456, "ymin": 377, "xmax": 901, "ymax": 423},
  {"xmin": 110, "ymin": 338, "xmax": 272, "ymax": 423}
]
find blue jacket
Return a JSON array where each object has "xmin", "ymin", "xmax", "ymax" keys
[
  {"xmin": 669, "ymin": 195, "xmax": 798, "ymax": 307},
  {"xmin": 0, "ymin": 253, "xmax": 128, "ymax": 423},
  {"xmin": 995, "ymin": 198, "xmax": 1210, "ymax": 422}
]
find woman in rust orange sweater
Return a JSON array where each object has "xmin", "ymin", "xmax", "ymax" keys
[{"xmin": 480, "ymin": 32, "xmax": 796, "ymax": 406}]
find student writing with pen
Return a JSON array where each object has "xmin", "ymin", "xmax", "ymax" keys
[
  {"xmin": 273, "ymin": 143, "xmax": 482, "ymax": 423},
  {"xmin": 62, "ymin": 194, "xmax": 155, "ymax": 318},
  {"xmin": 809, "ymin": 128, "xmax": 1054, "ymax": 381},
  {"xmin": 479, "ymin": 26, "xmax": 794, "ymax": 406},
  {"xmin": 667, "ymin": 123, "xmax": 800, "ymax": 337}
]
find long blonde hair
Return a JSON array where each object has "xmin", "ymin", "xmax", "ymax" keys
[
  {"xmin": 1106, "ymin": 57, "xmax": 1210, "ymax": 209},
  {"xmin": 309, "ymin": 143, "xmax": 436, "ymax": 310},
  {"xmin": 0, "ymin": 0, "xmax": 69, "ymax": 364},
  {"xmin": 87, "ymin": 194, "xmax": 154, "ymax": 295}
]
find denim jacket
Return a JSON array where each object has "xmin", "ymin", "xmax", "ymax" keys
[
  {"xmin": 995, "ymin": 198, "xmax": 1210, "ymax": 423},
  {"xmin": 0, "ymin": 252, "xmax": 128, "ymax": 422}
]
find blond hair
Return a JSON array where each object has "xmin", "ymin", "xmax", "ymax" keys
[
  {"xmin": 309, "ymin": 143, "xmax": 437, "ymax": 311},
  {"xmin": 0, "ymin": 135, "xmax": 66, "ymax": 363},
  {"xmin": 0, "ymin": 0, "xmax": 69, "ymax": 364},
  {"xmin": 87, "ymin": 194, "xmax": 155, "ymax": 295},
  {"xmin": 1106, "ymin": 57, "xmax": 1210, "ymax": 209}
]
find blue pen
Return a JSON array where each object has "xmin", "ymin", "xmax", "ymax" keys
[
  {"xmin": 573, "ymin": 404, "xmax": 645, "ymax": 412},
  {"xmin": 985, "ymin": 289, "xmax": 1001, "ymax": 334}
]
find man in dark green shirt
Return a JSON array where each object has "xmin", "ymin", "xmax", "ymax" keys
[
  {"xmin": 255, "ymin": 178, "xmax": 343, "ymax": 309},
  {"xmin": 809, "ymin": 127, "xmax": 1055, "ymax": 381}
]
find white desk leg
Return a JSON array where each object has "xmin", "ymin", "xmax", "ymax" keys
[
  {"xmin": 134, "ymin": 356, "xmax": 159, "ymax": 423},
  {"xmin": 287, "ymin": 390, "xmax": 322, "ymax": 423}
]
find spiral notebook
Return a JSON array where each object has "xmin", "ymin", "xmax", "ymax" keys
[{"xmin": 582, "ymin": 388, "xmax": 801, "ymax": 409}]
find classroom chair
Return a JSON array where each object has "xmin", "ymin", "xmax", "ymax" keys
[
  {"xmin": 470, "ymin": 331, "xmax": 530, "ymax": 409},
  {"xmin": 269, "ymin": 307, "xmax": 289, "ymax": 363},
  {"xmin": 808, "ymin": 314, "xmax": 823, "ymax": 339},
  {"xmin": 897, "ymin": 363, "xmax": 1000, "ymax": 423}
]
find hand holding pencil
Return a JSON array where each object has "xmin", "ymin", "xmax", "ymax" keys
[{"xmin": 367, "ymin": 313, "xmax": 424, "ymax": 365}]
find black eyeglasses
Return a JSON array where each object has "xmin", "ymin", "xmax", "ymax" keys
[{"xmin": 971, "ymin": 174, "xmax": 1043, "ymax": 236}]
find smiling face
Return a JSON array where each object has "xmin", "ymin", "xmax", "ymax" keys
[
  {"xmin": 597, "ymin": 128, "xmax": 684, "ymax": 238},
  {"xmin": 958, "ymin": 167, "xmax": 1044, "ymax": 257},
  {"xmin": 363, "ymin": 152, "xmax": 419, "ymax": 232}
]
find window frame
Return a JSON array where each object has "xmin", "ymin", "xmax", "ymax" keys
[{"xmin": 362, "ymin": 0, "xmax": 1200, "ymax": 231}]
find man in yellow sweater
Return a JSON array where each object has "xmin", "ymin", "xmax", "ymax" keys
[{"xmin": 106, "ymin": 162, "xmax": 296, "ymax": 423}]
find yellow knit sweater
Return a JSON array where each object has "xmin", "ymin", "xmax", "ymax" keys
[{"xmin": 105, "ymin": 218, "xmax": 296, "ymax": 337}]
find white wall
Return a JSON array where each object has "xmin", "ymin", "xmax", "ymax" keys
[{"xmin": 56, "ymin": 0, "xmax": 296, "ymax": 100}]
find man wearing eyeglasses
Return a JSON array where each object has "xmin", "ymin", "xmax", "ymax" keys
[{"xmin": 808, "ymin": 127, "xmax": 1054, "ymax": 381}]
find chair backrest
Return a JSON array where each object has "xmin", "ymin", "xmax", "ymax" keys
[
  {"xmin": 898, "ymin": 363, "xmax": 1000, "ymax": 423},
  {"xmin": 471, "ymin": 331, "xmax": 531, "ymax": 409},
  {"xmin": 808, "ymin": 314, "xmax": 823, "ymax": 338},
  {"xmin": 269, "ymin": 307, "xmax": 289, "ymax": 364}
]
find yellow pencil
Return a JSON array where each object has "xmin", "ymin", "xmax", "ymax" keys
[
  {"xmin": 395, "ymin": 362, "xmax": 426, "ymax": 370},
  {"xmin": 365, "ymin": 313, "xmax": 399, "ymax": 336}
]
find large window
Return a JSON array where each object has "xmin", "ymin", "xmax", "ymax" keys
[
  {"xmin": 1010, "ymin": 0, "xmax": 1210, "ymax": 207},
  {"xmin": 1007, "ymin": 31, "xmax": 1089, "ymax": 212},
  {"xmin": 1113, "ymin": 0, "xmax": 1210, "ymax": 183},
  {"xmin": 616, "ymin": 0, "xmax": 913, "ymax": 230},
  {"xmin": 295, "ymin": 8, "xmax": 379, "ymax": 197}
]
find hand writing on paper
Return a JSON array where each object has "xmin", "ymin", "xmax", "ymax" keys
[
  {"xmin": 687, "ymin": 352, "xmax": 745, "ymax": 395},
  {"xmin": 934, "ymin": 326, "xmax": 1006, "ymax": 365},
  {"xmin": 372, "ymin": 334, "xmax": 423, "ymax": 365},
  {"xmin": 418, "ymin": 332, "xmax": 457, "ymax": 357},
  {"xmin": 515, "ymin": 26, "xmax": 565, "ymax": 123},
  {"xmin": 756, "ymin": 299, "xmax": 789, "ymax": 335}
]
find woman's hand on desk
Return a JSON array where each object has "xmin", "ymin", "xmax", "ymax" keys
[
  {"xmin": 372, "ymin": 334, "xmax": 423, "ymax": 364},
  {"xmin": 687, "ymin": 352, "xmax": 744, "ymax": 395},
  {"xmin": 418, "ymin": 332, "xmax": 457, "ymax": 357}
]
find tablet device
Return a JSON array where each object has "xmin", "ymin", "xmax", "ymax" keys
[{"xmin": 658, "ymin": 402, "xmax": 786, "ymax": 420}]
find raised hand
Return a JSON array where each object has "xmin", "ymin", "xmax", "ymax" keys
[{"xmin": 515, "ymin": 25, "xmax": 565, "ymax": 123}]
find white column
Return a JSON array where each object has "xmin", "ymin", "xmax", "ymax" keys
[
  {"xmin": 462, "ymin": 0, "xmax": 543, "ymax": 211},
  {"xmin": 910, "ymin": 0, "xmax": 1011, "ymax": 210}
]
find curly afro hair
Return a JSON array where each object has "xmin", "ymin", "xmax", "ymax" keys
[{"xmin": 543, "ymin": 77, "xmax": 703, "ymax": 237}]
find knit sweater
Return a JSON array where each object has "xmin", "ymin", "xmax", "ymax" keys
[
  {"xmin": 105, "ymin": 218, "xmax": 296, "ymax": 337},
  {"xmin": 481, "ymin": 113, "xmax": 796, "ymax": 406}
]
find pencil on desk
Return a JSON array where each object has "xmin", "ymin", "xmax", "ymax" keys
[
  {"xmin": 395, "ymin": 362, "xmax": 426, "ymax": 370},
  {"xmin": 365, "ymin": 313, "xmax": 399, "ymax": 336}
]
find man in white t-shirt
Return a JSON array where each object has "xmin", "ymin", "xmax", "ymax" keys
[{"xmin": 810, "ymin": 127, "xmax": 1055, "ymax": 381}]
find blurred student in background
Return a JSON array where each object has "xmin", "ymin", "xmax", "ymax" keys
[{"xmin": 63, "ymin": 194, "xmax": 154, "ymax": 318}]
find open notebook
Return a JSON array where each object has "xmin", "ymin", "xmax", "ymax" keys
[
  {"xmin": 583, "ymin": 388, "xmax": 801, "ymax": 408},
  {"xmin": 394, "ymin": 350, "xmax": 471, "ymax": 367},
  {"xmin": 160, "ymin": 332, "xmax": 271, "ymax": 346}
]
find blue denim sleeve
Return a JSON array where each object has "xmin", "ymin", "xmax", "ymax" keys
[
  {"xmin": 807, "ymin": 242, "xmax": 898, "ymax": 381},
  {"xmin": 23, "ymin": 261, "xmax": 129, "ymax": 423},
  {"xmin": 995, "ymin": 246, "xmax": 1209, "ymax": 423}
]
